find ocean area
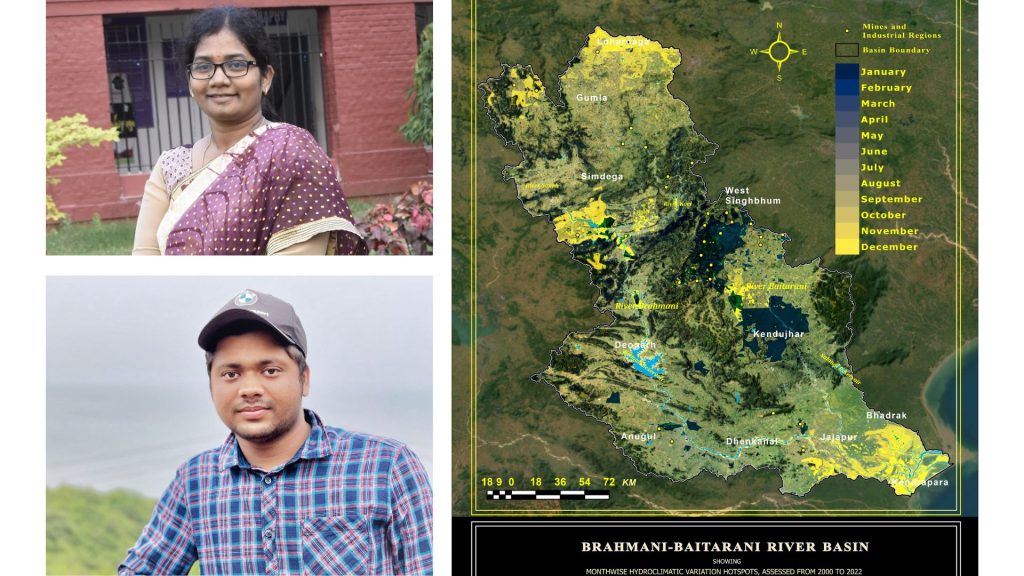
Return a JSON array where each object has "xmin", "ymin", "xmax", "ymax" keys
[
  {"xmin": 47, "ymin": 382, "xmax": 433, "ymax": 498},
  {"xmin": 916, "ymin": 339, "xmax": 977, "ymax": 515}
]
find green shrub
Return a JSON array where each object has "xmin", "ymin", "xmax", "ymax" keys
[
  {"xmin": 46, "ymin": 485, "xmax": 157, "ymax": 575},
  {"xmin": 45, "ymin": 114, "xmax": 119, "ymax": 224},
  {"xmin": 400, "ymin": 23, "xmax": 432, "ymax": 145}
]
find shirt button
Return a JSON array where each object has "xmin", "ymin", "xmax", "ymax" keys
[
  {"xmin": 264, "ymin": 476, "xmax": 273, "ymax": 485},
  {"xmin": 264, "ymin": 528, "xmax": 274, "ymax": 540}
]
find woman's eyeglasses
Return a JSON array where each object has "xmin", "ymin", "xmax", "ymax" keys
[{"xmin": 187, "ymin": 60, "xmax": 258, "ymax": 80}]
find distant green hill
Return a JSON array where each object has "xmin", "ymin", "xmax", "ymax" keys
[{"xmin": 46, "ymin": 485, "xmax": 157, "ymax": 575}]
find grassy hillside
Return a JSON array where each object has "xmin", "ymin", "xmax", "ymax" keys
[{"xmin": 46, "ymin": 485, "xmax": 156, "ymax": 575}]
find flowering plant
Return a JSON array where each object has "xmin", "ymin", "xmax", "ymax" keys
[
  {"xmin": 359, "ymin": 181, "xmax": 433, "ymax": 255},
  {"xmin": 46, "ymin": 114, "xmax": 119, "ymax": 224}
]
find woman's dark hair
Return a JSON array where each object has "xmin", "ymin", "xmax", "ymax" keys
[{"xmin": 183, "ymin": 6, "xmax": 278, "ymax": 119}]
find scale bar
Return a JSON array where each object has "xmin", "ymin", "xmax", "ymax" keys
[{"xmin": 487, "ymin": 490, "xmax": 611, "ymax": 500}]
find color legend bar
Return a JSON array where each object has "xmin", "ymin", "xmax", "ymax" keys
[{"xmin": 835, "ymin": 63, "xmax": 860, "ymax": 255}]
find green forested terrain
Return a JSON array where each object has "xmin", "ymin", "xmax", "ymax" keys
[
  {"xmin": 46, "ymin": 485, "xmax": 155, "ymax": 575},
  {"xmin": 454, "ymin": 0, "xmax": 976, "ymax": 514}
]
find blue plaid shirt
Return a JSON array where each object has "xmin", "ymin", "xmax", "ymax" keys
[{"xmin": 119, "ymin": 410, "xmax": 432, "ymax": 575}]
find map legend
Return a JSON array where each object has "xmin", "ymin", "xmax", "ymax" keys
[{"xmin": 835, "ymin": 63, "xmax": 861, "ymax": 255}]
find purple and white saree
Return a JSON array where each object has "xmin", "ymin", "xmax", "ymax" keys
[{"xmin": 156, "ymin": 122, "xmax": 366, "ymax": 255}]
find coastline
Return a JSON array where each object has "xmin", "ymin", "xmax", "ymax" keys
[{"xmin": 920, "ymin": 338, "xmax": 978, "ymax": 463}]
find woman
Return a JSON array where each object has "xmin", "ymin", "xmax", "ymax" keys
[{"xmin": 132, "ymin": 6, "xmax": 366, "ymax": 255}]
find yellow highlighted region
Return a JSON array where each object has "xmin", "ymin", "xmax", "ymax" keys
[
  {"xmin": 553, "ymin": 197, "xmax": 638, "ymax": 262},
  {"xmin": 506, "ymin": 66, "xmax": 546, "ymax": 108},
  {"xmin": 579, "ymin": 27, "xmax": 680, "ymax": 91},
  {"xmin": 554, "ymin": 198, "xmax": 612, "ymax": 244},
  {"xmin": 800, "ymin": 422, "xmax": 951, "ymax": 496},
  {"xmin": 630, "ymin": 198, "xmax": 659, "ymax": 233},
  {"xmin": 586, "ymin": 253, "xmax": 607, "ymax": 271},
  {"xmin": 864, "ymin": 423, "xmax": 952, "ymax": 496},
  {"xmin": 724, "ymin": 269, "xmax": 752, "ymax": 320}
]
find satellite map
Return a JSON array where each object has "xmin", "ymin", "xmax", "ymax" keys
[{"xmin": 455, "ymin": 0, "xmax": 976, "ymax": 517}]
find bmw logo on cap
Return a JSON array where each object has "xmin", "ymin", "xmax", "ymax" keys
[{"xmin": 235, "ymin": 290, "xmax": 258, "ymax": 306}]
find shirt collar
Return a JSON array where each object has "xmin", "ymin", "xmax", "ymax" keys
[{"xmin": 218, "ymin": 409, "xmax": 333, "ymax": 471}]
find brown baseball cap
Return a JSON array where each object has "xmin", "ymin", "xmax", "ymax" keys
[{"xmin": 198, "ymin": 289, "xmax": 308, "ymax": 356}]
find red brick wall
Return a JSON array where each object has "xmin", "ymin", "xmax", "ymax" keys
[
  {"xmin": 46, "ymin": 0, "xmax": 431, "ymax": 222},
  {"xmin": 320, "ymin": 3, "xmax": 431, "ymax": 197},
  {"xmin": 47, "ymin": 14, "xmax": 137, "ymax": 221},
  {"xmin": 46, "ymin": 0, "xmax": 418, "ymax": 17}
]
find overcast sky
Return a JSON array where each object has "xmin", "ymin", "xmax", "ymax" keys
[{"xmin": 47, "ymin": 276, "xmax": 432, "ymax": 497}]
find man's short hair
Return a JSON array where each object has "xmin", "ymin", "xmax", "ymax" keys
[{"xmin": 204, "ymin": 320, "xmax": 308, "ymax": 381}]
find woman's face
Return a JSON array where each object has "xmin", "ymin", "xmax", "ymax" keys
[{"xmin": 190, "ymin": 28, "xmax": 273, "ymax": 126}]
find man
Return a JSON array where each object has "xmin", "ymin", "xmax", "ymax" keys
[{"xmin": 119, "ymin": 289, "xmax": 433, "ymax": 575}]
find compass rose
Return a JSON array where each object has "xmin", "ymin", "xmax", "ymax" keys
[{"xmin": 759, "ymin": 30, "xmax": 800, "ymax": 72}]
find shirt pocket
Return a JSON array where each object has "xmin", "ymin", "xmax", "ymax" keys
[{"xmin": 301, "ymin": 515, "xmax": 374, "ymax": 575}]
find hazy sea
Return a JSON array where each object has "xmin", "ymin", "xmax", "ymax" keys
[
  {"xmin": 47, "ymin": 381, "xmax": 433, "ymax": 498},
  {"xmin": 916, "ymin": 340, "xmax": 978, "ymax": 515}
]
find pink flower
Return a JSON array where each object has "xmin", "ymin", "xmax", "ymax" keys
[{"xmin": 411, "ymin": 207, "xmax": 432, "ymax": 232}]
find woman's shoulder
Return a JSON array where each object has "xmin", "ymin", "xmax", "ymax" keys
[
  {"xmin": 263, "ymin": 122, "xmax": 330, "ymax": 160},
  {"xmin": 159, "ymin": 144, "xmax": 193, "ymax": 163},
  {"xmin": 265, "ymin": 121, "xmax": 318, "ymax": 143},
  {"xmin": 157, "ymin": 145, "xmax": 194, "ymax": 191},
  {"xmin": 265, "ymin": 120, "xmax": 304, "ymax": 132}
]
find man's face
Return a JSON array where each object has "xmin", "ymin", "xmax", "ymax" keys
[{"xmin": 208, "ymin": 330, "xmax": 309, "ymax": 445}]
